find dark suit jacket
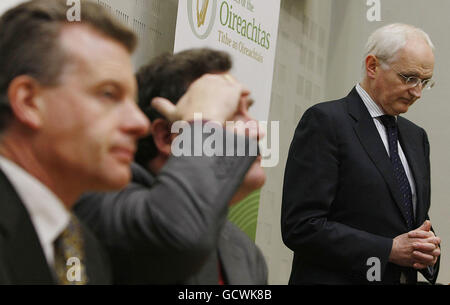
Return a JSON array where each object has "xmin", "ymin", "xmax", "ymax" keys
[
  {"xmin": 75, "ymin": 151, "xmax": 259, "ymax": 284},
  {"xmin": 184, "ymin": 221, "xmax": 267, "ymax": 285},
  {"xmin": 281, "ymin": 88, "xmax": 439, "ymax": 284},
  {"xmin": 0, "ymin": 169, "xmax": 111, "ymax": 285}
]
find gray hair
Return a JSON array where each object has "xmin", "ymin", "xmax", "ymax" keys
[{"xmin": 362, "ymin": 23, "xmax": 434, "ymax": 75}]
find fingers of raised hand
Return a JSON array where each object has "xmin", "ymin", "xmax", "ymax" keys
[{"xmin": 151, "ymin": 97, "xmax": 180, "ymax": 123}]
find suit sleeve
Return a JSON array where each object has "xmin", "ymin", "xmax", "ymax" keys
[
  {"xmin": 281, "ymin": 106, "xmax": 392, "ymax": 281},
  {"xmin": 75, "ymin": 130, "xmax": 257, "ymax": 284},
  {"xmin": 419, "ymin": 128, "xmax": 440, "ymax": 284}
]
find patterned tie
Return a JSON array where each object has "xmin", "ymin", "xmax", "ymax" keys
[
  {"xmin": 379, "ymin": 115, "xmax": 415, "ymax": 229},
  {"xmin": 53, "ymin": 214, "xmax": 88, "ymax": 285}
]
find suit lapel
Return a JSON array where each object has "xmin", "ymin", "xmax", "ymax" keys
[
  {"xmin": 397, "ymin": 118, "xmax": 425, "ymax": 225},
  {"xmin": 0, "ymin": 170, "xmax": 55, "ymax": 284},
  {"xmin": 347, "ymin": 88, "xmax": 413, "ymax": 227}
]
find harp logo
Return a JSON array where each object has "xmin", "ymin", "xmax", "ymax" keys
[{"xmin": 187, "ymin": 0, "xmax": 217, "ymax": 39}]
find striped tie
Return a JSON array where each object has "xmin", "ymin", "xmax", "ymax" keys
[{"xmin": 53, "ymin": 214, "xmax": 88, "ymax": 285}]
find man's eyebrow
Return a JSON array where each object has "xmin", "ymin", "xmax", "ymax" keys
[
  {"xmin": 247, "ymin": 98, "xmax": 255, "ymax": 108},
  {"xmin": 96, "ymin": 79, "xmax": 122, "ymax": 88},
  {"xmin": 400, "ymin": 70, "xmax": 420, "ymax": 77},
  {"xmin": 401, "ymin": 70, "xmax": 432, "ymax": 79},
  {"xmin": 95, "ymin": 79, "xmax": 137, "ymax": 96}
]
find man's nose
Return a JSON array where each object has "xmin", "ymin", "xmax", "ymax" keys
[
  {"xmin": 122, "ymin": 100, "xmax": 150, "ymax": 138},
  {"xmin": 409, "ymin": 83, "xmax": 423, "ymax": 99}
]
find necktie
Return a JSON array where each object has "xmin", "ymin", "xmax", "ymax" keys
[
  {"xmin": 53, "ymin": 214, "xmax": 88, "ymax": 285},
  {"xmin": 379, "ymin": 115, "xmax": 415, "ymax": 229}
]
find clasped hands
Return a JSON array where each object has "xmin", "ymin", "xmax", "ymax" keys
[{"xmin": 389, "ymin": 220, "xmax": 441, "ymax": 269}]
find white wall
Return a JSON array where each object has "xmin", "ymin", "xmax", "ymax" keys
[
  {"xmin": 1, "ymin": 0, "xmax": 178, "ymax": 70},
  {"xmin": 89, "ymin": 0, "xmax": 178, "ymax": 69}
]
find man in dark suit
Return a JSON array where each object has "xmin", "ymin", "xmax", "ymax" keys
[
  {"xmin": 282, "ymin": 23, "xmax": 441, "ymax": 284},
  {"xmin": 0, "ymin": 0, "xmax": 151, "ymax": 284},
  {"xmin": 75, "ymin": 48, "xmax": 268, "ymax": 284}
]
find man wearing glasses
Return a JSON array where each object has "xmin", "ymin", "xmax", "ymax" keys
[{"xmin": 282, "ymin": 23, "xmax": 441, "ymax": 284}]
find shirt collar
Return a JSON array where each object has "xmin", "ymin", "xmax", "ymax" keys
[
  {"xmin": 355, "ymin": 83, "xmax": 394, "ymax": 119},
  {"xmin": 0, "ymin": 156, "xmax": 70, "ymax": 250}
]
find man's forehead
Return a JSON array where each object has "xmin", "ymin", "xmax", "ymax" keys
[
  {"xmin": 60, "ymin": 24, "xmax": 131, "ymax": 63},
  {"xmin": 394, "ymin": 41, "xmax": 434, "ymax": 74},
  {"xmin": 400, "ymin": 40, "xmax": 434, "ymax": 61},
  {"xmin": 58, "ymin": 24, "xmax": 136, "ymax": 90}
]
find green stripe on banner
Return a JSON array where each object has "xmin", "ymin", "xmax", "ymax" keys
[{"xmin": 228, "ymin": 190, "xmax": 261, "ymax": 241}]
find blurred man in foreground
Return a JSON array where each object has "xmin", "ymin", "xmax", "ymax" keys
[{"xmin": 0, "ymin": 0, "xmax": 149, "ymax": 284}]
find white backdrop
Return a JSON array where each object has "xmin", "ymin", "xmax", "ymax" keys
[{"xmin": 174, "ymin": 0, "xmax": 281, "ymax": 123}]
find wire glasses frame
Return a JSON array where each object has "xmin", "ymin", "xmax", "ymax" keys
[{"xmin": 391, "ymin": 66, "xmax": 435, "ymax": 90}]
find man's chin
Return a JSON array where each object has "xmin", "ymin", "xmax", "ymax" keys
[
  {"xmin": 395, "ymin": 99, "xmax": 415, "ymax": 114},
  {"xmin": 95, "ymin": 165, "xmax": 131, "ymax": 191},
  {"xmin": 229, "ymin": 173, "xmax": 266, "ymax": 206},
  {"xmin": 241, "ymin": 173, "xmax": 266, "ymax": 194},
  {"xmin": 248, "ymin": 162, "xmax": 266, "ymax": 187}
]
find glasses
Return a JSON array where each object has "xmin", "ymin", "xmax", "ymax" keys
[{"xmin": 391, "ymin": 67, "xmax": 435, "ymax": 91}]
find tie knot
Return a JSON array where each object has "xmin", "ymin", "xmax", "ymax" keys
[
  {"xmin": 379, "ymin": 115, "xmax": 397, "ymax": 129},
  {"xmin": 58, "ymin": 214, "xmax": 82, "ymax": 240}
]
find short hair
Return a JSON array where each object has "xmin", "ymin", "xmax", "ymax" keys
[
  {"xmin": 362, "ymin": 23, "xmax": 434, "ymax": 74},
  {"xmin": 0, "ymin": 0, "xmax": 137, "ymax": 130},
  {"xmin": 134, "ymin": 48, "xmax": 232, "ymax": 167}
]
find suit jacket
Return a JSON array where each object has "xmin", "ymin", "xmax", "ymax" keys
[
  {"xmin": 75, "ymin": 151, "xmax": 258, "ymax": 284},
  {"xmin": 0, "ymin": 169, "xmax": 112, "ymax": 285},
  {"xmin": 184, "ymin": 221, "xmax": 267, "ymax": 285},
  {"xmin": 281, "ymin": 88, "xmax": 439, "ymax": 284}
]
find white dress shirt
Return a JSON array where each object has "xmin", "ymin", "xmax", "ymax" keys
[
  {"xmin": 355, "ymin": 83, "xmax": 417, "ymax": 216},
  {"xmin": 0, "ymin": 156, "xmax": 70, "ymax": 268}
]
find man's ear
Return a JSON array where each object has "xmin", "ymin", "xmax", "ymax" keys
[
  {"xmin": 365, "ymin": 54, "xmax": 379, "ymax": 79},
  {"xmin": 7, "ymin": 75, "xmax": 44, "ymax": 130},
  {"xmin": 151, "ymin": 118, "xmax": 172, "ymax": 156}
]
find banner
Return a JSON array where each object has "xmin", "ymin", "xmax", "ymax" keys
[
  {"xmin": 174, "ymin": 0, "xmax": 281, "ymax": 122},
  {"xmin": 174, "ymin": 0, "xmax": 281, "ymax": 241}
]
